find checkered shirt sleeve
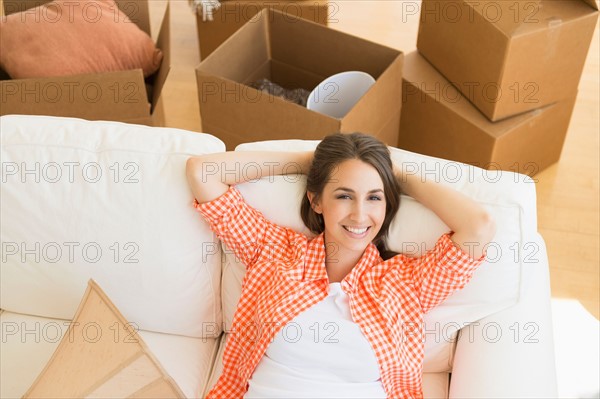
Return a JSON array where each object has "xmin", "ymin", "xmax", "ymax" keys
[
  {"xmin": 193, "ymin": 186, "xmax": 292, "ymax": 269},
  {"xmin": 393, "ymin": 232, "xmax": 486, "ymax": 313}
]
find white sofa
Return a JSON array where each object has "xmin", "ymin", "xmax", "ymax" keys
[{"xmin": 1, "ymin": 115, "xmax": 557, "ymax": 398}]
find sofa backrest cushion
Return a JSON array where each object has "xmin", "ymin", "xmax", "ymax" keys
[
  {"xmin": 229, "ymin": 139, "xmax": 538, "ymax": 372},
  {"xmin": 0, "ymin": 115, "xmax": 224, "ymax": 338}
]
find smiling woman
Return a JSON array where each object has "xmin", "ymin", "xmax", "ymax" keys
[{"xmin": 185, "ymin": 132, "xmax": 496, "ymax": 399}]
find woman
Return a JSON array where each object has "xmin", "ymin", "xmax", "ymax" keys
[{"xmin": 186, "ymin": 133, "xmax": 495, "ymax": 399}]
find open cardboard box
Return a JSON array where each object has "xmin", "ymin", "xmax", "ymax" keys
[
  {"xmin": 195, "ymin": 0, "xmax": 329, "ymax": 60},
  {"xmin": 0, "ymin": 0, "xmax": 171, "ymax": 126},
  {"xmin": 417, "ymin": 0, "xmax": 598, "ymax": 122},
  {"xmin": 196, "ymin": 8, "xmax": 403, "ymax": 150},
  {"xmin": 23, "ymin": 280, "xmax": 184, "ymax": 399},
  {"xmin": 399, "ymin": 52, "xmax": 577, "ymax": 176}
]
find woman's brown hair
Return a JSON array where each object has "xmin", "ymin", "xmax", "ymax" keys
[{"xmin": 300, "ymin": 132, "xmax": 401, "ymax": 260}]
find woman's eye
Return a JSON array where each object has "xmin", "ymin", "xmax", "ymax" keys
[
  {"xmin": 336, "ymin": 194, "xmax": 351, "ymax": 200},
  {"xmin": 369, "ymin": 195, "xmax": 383, "ymax": 201}
]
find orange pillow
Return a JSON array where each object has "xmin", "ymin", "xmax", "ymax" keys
[{"xmin": 0, "ymin": 0, "xmax": 163, "ymax": 79}]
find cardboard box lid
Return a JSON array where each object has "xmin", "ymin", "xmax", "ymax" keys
[
  {"xmin": 459, "ymin": 0, "xmax": 598, "ymax": 36},
  {"xmin": 403, "ymin": 52, "xmax": 554, "ymax": 138}
]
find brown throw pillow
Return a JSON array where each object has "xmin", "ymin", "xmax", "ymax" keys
[{"xmin": 0, "ymin": 0, "xmax": 163, "ymax": 79}]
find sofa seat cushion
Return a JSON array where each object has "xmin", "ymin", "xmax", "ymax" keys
[
  {"xmin": 0, "ymin": 115, "xmax": 225, "ymax": 338},
  {"xmin": 0, "ymin": 310, "xmax": 219, "ymax": 398},
  {"xmin": 205, "ymin": 334, "xmax": 450, "ymax": 398}
]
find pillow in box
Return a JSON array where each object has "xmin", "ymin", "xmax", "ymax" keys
[
  {"xmin": 0, "ymin": 0, "xmax": 163, "ymax": 79},
  {"xmin": 232, "ymin": 139, "xmax": 532, "ymax": 372}
]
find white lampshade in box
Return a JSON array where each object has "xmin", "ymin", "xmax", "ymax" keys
[{"xmin": 307, "ymin": 71, "xmax": 376, "ymax": 118}]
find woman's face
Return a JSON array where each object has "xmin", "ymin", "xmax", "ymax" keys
[{"xmin": 309, "ymin": 159, "xmax": 387, "ymax": 258}]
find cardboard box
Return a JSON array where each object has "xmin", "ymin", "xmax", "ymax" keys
[
  {"xmin": 417, "ymin": 0, "xmax": 597, "ymax": 121},
  {"xmin": 195, "ymin": 0, "xmax": 329, "ymax": 60},
  {"xmin": 24, "ymin": 280, "xmax": 185, "ymax": 398},
  {"xmin": 0, "ymin": 0, "xmax": 171, "ymax": 126},
  {"xmin": 399, "ymin": 52, "xmax": 577, "ymax": 176},
  {"xmin": 196, "ymin": 8, "xmax": 403, "ymax": 150}
]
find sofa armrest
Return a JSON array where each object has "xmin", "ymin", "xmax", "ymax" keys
[{"xmin": 449, "ymin": 235, "xmax": 557, "ymax": 398}]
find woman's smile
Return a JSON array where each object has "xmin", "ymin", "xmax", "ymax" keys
[{"xmin": 342, "ymin": 225, "xmax": 371, "ymax": 237}]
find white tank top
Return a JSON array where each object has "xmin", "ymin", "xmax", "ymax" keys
[{"xmin": 244, "ymin": 282, "xmax": 387, "ymax": 398}]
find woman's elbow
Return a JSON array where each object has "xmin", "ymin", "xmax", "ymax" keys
[
  {"xmin": 186, "ymin": 156, "xmax": 208, "ymax": 193},
  {"xmin": 186, "ymin": 156, "xmax": 197, "ymax": 173},
  {"xmin": 474, "ymin": 211, "xmax": 496, "ymax": 246},
  {"xmin": 186, "ymin": 156, "xmax": 204, "ymax": 180}
]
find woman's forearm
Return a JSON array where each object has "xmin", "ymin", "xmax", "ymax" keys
[
  {"xmin": 187, "ymin": 151, "xmax": 312, "ymax": 204},
  {"xmin": 397, "ymin": 170, "xmax": 496, "ymax": 258}
]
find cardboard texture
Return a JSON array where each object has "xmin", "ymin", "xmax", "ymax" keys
[
  {"xmin": 417, "ymin": 0, "xmax": 598, "ymax": 121},
  {"xmin": 195, "ymin": 0, "xmax": 329, "ymax": 60},
  {"xmin": 399, "ymin": 52, "xmax": 577, "ymax": 176},
  {"xmin": 23, "ymin": 280, "xmax": 185, "ymax": 399},
  {"xmin": 196, "ymin": 8, "xmax": 403, "ymax": 150},
  {"xmin": 0, "ymin": 0, "xmax": 171, "ymax": 126}
]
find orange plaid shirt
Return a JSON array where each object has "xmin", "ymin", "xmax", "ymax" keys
[{"xmin": 195, "ymin": 187, "xmax": 485, "ymax": 399}]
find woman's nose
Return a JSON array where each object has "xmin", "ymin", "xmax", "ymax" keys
[{"xmin": 350, "ymin": 201, "xmax": 366, "ymax": 221}]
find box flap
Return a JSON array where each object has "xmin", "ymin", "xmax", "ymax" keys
[
  {"xmin": 198, "ymin": 7, "xmax": 401, "ymax": 90},
  {"xmin": 116, "ymin": 0, "xmax": 151, "ymax": 35},
  {"xmin": 341, "ymin": 54, "xmax": 403, "ymax": 146},
  {"xmin": 269, "ymin": 59, "xmax": 324, "ymax": 91},
  {"xmin": 268, "ymin": 8, "xmax": 400, "ymax": 80},
  {"xmin": 151, "ymin": 2, "xmax": 171, "ymax": 110},
  {"xmin": 0, "ymin": 70, "xmax": 150, "ymax": 120},
  {"xmin": 196, "ymin": 72, "xmax": 341, "ymax": 149},
  {"xmin": 197, "ymin": 7, "xmax": 270, "ymax": 83},
  {"xmin": 3, "ymin": 0, "xmax": 49, "ymax": 15},
  {"xmin": 580, "ymin": 0, "xmax": 599, "ymax": 10},
  {"xmin": 195, "ymin": 0, "xmax": 329, "ymax": 60},
  {"xmin": 3, "ymin": 0, "xmax": 154, "ymax": 34}
]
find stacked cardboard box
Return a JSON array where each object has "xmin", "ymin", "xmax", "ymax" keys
[
  {"xmin": 401, "ymin": 52, "xmax": 577, "ymax": 175},
  {"xmin": 196, "ymin": 8, "xmax": 403, "ymax": 150},
  {"xmin": 0, "ymin": 0, "xmax": 171, "ymax": 126},
  {"xmin": 400, "ymin": 0, "xmax": 598, "ymax": 175}
]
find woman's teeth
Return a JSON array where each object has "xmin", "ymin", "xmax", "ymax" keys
[{"xmin": 344, "ymin": 226, "xmax": 369, "ymax": 234}]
